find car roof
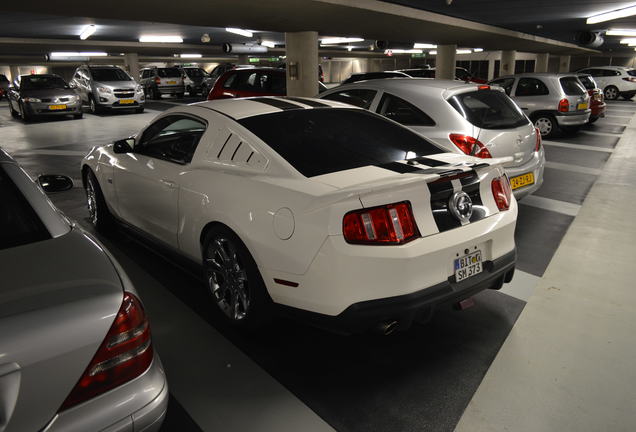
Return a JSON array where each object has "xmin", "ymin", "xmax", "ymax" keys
[
  {"xmin": 332, "ymin": 77, "xmax": 477, "ymax": 92},
  {"xmin": 585, "ymin": 65, "xmax": 632, "ymax": 70},
  {"xmin": 190, "ymin": 96, "xmax": 356, "ymax": 120},
  {"xmin": 495, "ymin": 73, "xmax": 580, "ymax": 79}
]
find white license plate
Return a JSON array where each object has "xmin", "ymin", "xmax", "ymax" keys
[{"xmin": 454, "ymin": 250, "xmax": 483, "ymax": 282}]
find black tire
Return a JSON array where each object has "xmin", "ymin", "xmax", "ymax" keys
[
  {"xmin": 19, "ymin": 102, "xmax": 32, "ymax": 122},
  {"xmin": 74, "ymin": 113, "xmax": 83, "ymax": 119},
  {"xmin": 589, "ymin": 117, "xmax": 599, "ymax": 124},
  {"xmin": 135, "ymin": 106, "xmax": 144, "ymax": 113},
  {"xmin": 202, "ymin": 225, "xmax": 273, "ymax": 329},
  {"xmin": 9, "ymin": 101, "xmax": 19, "ymax": 118},
  {"xmin": 88, "ymin": 95, "xmax": 101, "ymax": 114},
  {"xmin": 85, "ymin": 170, "xmax": 113, "ymax": 233},
  {"xmin": 533, "ymin": 114, "xmax": 560, "ymax": 138},
  {"xmin": 152, "ymin": 87, "xmax": 161, "ymax": 100},
  {"xmin": 604, "ymin": 85, "xmax": 619, "ymax": 101}
]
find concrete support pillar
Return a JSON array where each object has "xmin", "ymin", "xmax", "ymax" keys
[
  {"xmin": 124, "ymin": 53, "xmax": 140, "ymax": 80},
  {"xmin": 435, "ymin": 44, "xmax": 456, "ymax": 80},
  {"xmin": 9, "ymin": 65, "xmax": 19, "ymax": 82},
  {"xmin": 559, "ymin": 55, "xmax": 571, "ymax": 73},
  {"xmin": 487, "ymin": 59, "xmax": 496, "ymax": 80},
  {"xmin": 237, "ymin": 54, "xmax": 249, "ymax": 65},
  {"xmin": 501, "ymin": 50, "xmax": 516, "ymax": 75},
  {"xmin": 285, "ymin": 31, "xmax": 318, "ymax": 97},
  {"xmin": 535, "ymin": 53, "xmax": 549, "ymax": 73}
]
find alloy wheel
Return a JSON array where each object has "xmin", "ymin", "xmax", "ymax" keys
[
  {"xmin": 86, "ymin": 176, "xmax": 98, "ymax": 225},
  {"xmin": 605, "ymin": 87, "xmax": 618, "ymax": 100},
  {"xmin": 89, "ymin": 98, "xmax": 97, "ymax": 114},
  {"xmin": 535, "ymin": 117, "xmax": 552, "ymax": 136},
  {"xmin": 204, "ymin": 238, "xmax": 250, "ymax": 321}
]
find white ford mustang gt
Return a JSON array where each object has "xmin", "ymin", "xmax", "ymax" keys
[{"xmin": 82, "ymin": 96, "xmax": 517, "ymax": 334}]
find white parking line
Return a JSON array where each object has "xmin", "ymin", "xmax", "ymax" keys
[
  {"xmin": 521, "ymin": 195, "xmax": 581, "ymax": 217},
  {"xmin": 605, "ymin": 114, "xmax": 633, "ymax": 118},
  {"xmin": 604, "ymin": 108, "xmax": 636, "ymax": 112},
  {"xmin": 601, "ymin": 121, "xmax": 629, "ymax": 127},
  {"xmin": 499, "ymin": 269, "xmax": 541, "ymax": 302},
  {"xmin": 545, "ymin": 161, "xmax": 602, "ymax": 176},
  {"xmin": 542, "ymin": 140, "xmax": 614, "ymax": 153},
  {"xmin": 579, "ymin": 130, "xmax": 622, "ymax": 137}
]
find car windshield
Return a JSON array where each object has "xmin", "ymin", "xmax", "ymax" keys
[
  {"xmin": 20, "ymin": 75, "xmax": 67, "ymax": 90},
  {"xmin": 185, "ymin": 68, "xmax": 206, "ymax": 78},
  {"xmin": 90, "ymin": 68, "xmax": 131, "ymax": 81},
  {"xmin": 560, "ymin": 77, "xmax": 586, "ymax": 96},
  {"xmin": 577, "ymin": 75, "xmax": 596, "ymax": 90},
  {"xmin": 157, "ymin": 68, "xmax": 181, "ymax": 78},
  {"xmin": 0, "ymin": 167, "xmax": 51, "ymax": 250},
  {"xmin": 238, "ymin": 108, "xmax": 441, "ymax": 177},
  {"xmin": 448, "ymin": 89, "xmax": 528, "ymax": 130}
]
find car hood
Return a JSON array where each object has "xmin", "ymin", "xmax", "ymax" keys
[
  {"xmin": 20, "ymin": 88, "xmax": 77, "ymax": 99},
  {"xmin": 0, "ymin": 227, "xmax": 124, "ymax": 431},
  {"xmin": 94, "ymin": 80, "xmax": 137, "ymax": 89}
]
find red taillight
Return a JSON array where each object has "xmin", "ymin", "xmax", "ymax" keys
[
  {"xmin": 478, "ymin": 85, "xmax": 490, "ymax": 90},
  {"xmin": 59, "ymin": 292, "xmax": 153, "ymax": 412},
  {"xmin": 558, "ymin": 98, "xmax": 569, "ymax": 113},
  {"xmin": 534, "ymin": 127, "xmax": 542, "ymax": 152},
  {"xmin": 491, "ymin": 176, "xmax": 512, "ymax": 211},
  {"xmin": 154, "ymin": 76, "xmax": 161, "ymax": 85},
  {"xmin": 343, "ymin": 201, "xmax": 420, "ymax": 245},
  {"xmin": 448, "ymin": 134, "xmax": 492, "ymax": 158}
]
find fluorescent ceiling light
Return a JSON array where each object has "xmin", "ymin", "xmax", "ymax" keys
[
  {"xmin": 50, "ymin": 51, "xmax": 107, "ymax": 58},
  {"xmin": 260, "ymin": 40, "xmax": 276, "ymax": 48},
  {"xmin": 620, "ymin": 38, "xmax": 636, "ymax": 43},
  {"xmin": 139, "ymin": 35, "xmax": 183, "ymax": 43},
  {"xmin": 429, "ymin": 50, "xmax": 437, "ymax": 55},
  {"xmin": 456, "ymin": 49, "xmax": 472, "ymax": 54},
  {"xmin": 385, "ymin": 49, "xmax": 423, "ymax": 54},
  {"xmin": 413, "ymin": 43, "xmax": 437, "ymax": 49},
  {"xmin": 226, "ymin": 28, "xmax": 253, "ymax": 38},
  {"xmin": 587, "ymin": 5, "xmax": 636, "ymax": 24},
  {"xmin": 180, "ymin": 53, "xmax": 202, "ymax": 58},
  {"xmin": 79, "ymin": 25, "xmax": 96, "ymax": 40},
  {"xmin": 473, "ymin": 48, "xmax": 484, "ymax": 52},
  {"xmin": 320, "ymin": 37, "xmax": 364, "ymax": 44},
  {"xmin": 606, "ymin": 29, "xmax": 636, "ymax": 36}
]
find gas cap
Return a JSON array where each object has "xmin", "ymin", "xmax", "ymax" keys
[{"xmin": 273, "ymin": 207, "xmax": 295, "ymax": 240}]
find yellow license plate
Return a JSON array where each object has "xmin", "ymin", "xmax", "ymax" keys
[
  {"xmin": 577, "ymin": 103, "xmax": 588, "ymax": 110},
  {"xmin": 119, "ymin": 99, "xmax": 134, "ymax": 104},
  {"xmin": 167, "ymin": 81, "xmax": 177, "ymax": 85},
  {"xmin": 49, "ymin": 104, "xmax": 67, "ymax": 110},
  {"xmin": 510, "ymin": 172, "xmax": 535, "ymax": 190}
]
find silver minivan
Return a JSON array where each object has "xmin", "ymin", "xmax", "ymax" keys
[
  {"xmin": 70, "ymin": 65, "xmax": 145, "ymax": 114},
  {"xmin": 489, "ymin": 73, "xmax": 591, "ymax": 138},
  {"xmin": 320, "ymin": 78, "xmax": 545, "ymax": 199}
]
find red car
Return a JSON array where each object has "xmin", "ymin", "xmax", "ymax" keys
[
  {"xmin": 577, "ymin": 74, "xmax": 606, "ymax": 123},
  {"xmin": 207, "ymin": 67, "xmax": 326, "ymax": 100}
]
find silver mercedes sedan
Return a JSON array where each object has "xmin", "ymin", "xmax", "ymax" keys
[
  {"xmin": 0, "ymin": 148, "xmax": 167, "ymax": 432},
  {"xmin": 320, "ymin": 78, "xmax": 545, "ymax": 199}
]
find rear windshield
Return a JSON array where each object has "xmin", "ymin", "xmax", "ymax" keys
[
  {"xmin": 21, "ymin": 75, "xmax": 67, "ymax": 90},
  {"xmin": 90, "ymin": 68, "xmax": 131, "ymax": 82},
  {"xmin": 560, "ymin": 77, "xmax": 586, "ymax": 96},
  {"xmin": 577, "ymin": 75, "xmax": 596, "ymax": 90},
  {"xmin": 447, "ymin": 90, "xmax": 528, "ymax": 130},
  {"xmin": 185, "ymin": 68, "xmax": 206, "ymax": 78},
  {"xmin": 157, "ymin": 68, "xmax": 181, "ymax": 78},
  {"xmin": 344, "ymin": 72, "xmax": 405, "ymax": 83},
  {"xmin": 401, "ymin": 69, "xmax": 434, "ymax": 78},
  {"xmin": 238, "ymin": 108, "xmax": 441, "ymax": 177},
  {"xmin": 0, "ymin": 167, "xmax": 50, "ymax": 250}
]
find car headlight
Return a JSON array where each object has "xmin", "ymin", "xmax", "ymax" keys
[
  {"xmin": 97, "ymin": 86, "xmax": 112, "ymax": 94},
  {"xmin": 23, "ymin": 97, "xmax": 41, "ymax": 103},
  {"xmin": 136, "ymin": 85, "xmax": 143, "ymax": 93}
]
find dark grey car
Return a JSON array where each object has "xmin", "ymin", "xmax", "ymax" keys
[{"xmin": 8, "ymin": 74, "xmax": 82, "ymax": 122}]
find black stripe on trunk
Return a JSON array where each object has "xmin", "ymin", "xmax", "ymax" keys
[
  {"xmin": 284, "ymin": 97, "xmax": 330, "ymax": 108},
  {"xmin": 375, "ymin": 162, "xmax": 425, "ymax": 173},
  {"xmin": 249, "ymin": 97, "xmax": 304, "ymax": 110}
]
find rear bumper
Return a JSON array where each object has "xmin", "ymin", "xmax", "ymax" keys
[
  {"xmin": 506, "ymin": 148, "xmax": 545, "ymax": 200},
  {"xmin": 157, "ymin": 85, "xmax": 184, "ymax": 94},
  {"xmin": 590, "ymin": 102, "xmax": 606, "ymax": 119},
  {"xmin": 42, "ymin": 353, "xmax": 167, "ymax": 432},
  {"xmin": 24, "ymin": 101, "xmax": 82, "ymax": 116},
  {"xmin": 555, "ymin": 110, "xmax": 591, "ymax": 126}
]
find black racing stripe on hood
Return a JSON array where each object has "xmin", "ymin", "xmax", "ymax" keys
[
  {"xmin": 375, "ymin": 162, "xmax": 425, "ymax": 173},
  {"xmin": 249, "ymin": 97, "xmax": 303, "ymax": 110},
  {"xmin": 284, "ymin": 97, "xmax": 330, "ymax": 108},
  {"xmin": 409, "ymin": 156, "xmax": 448, "ymax": 167}
]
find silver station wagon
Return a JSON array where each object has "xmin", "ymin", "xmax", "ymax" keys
[
  {"xmin": 320, "ymin": 78, "xmax": 545, "ymax": 199},
  {"xmin": 489, "ymin": 73, "xmax": 591, "ymax": 138}
]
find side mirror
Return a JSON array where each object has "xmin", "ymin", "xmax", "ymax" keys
[
  {"xmin": 113, "ymin": 138, "xmax": 135, "ymax": 154},
  {"xmin": 38, "ymin": 175, "xmax": 73, "ymax": 193}
]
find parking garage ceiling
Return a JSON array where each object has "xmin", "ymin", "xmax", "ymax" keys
[{"xmin": 2, "ymin": 0, "xmax": 604, "ymax": 56}]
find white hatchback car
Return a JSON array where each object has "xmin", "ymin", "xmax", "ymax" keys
[
  {"xmin": 320, "ymin": 79, "xmax": 545, "ymax": 199},
  {"xmin": 576, "ymin": 66, "xmax": 636, "ymax": 101},
  {"xmin": 81, "ymin": 97, "xmax": 517, "ymax": 334}
]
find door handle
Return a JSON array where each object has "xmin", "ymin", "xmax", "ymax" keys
[{"xmin": 160, "ymin": 179, "xmax": 177, "ymax": 189}]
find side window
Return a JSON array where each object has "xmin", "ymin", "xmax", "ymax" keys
[
  {"xmin": 136, "ymin": 115, "xmax": 207, "ymax": 164},
  {"xmin": 322, "ymin": 89, "xmax": 377, "ymax": 109},
  {"xmin": 222, "ymin": 72, "xmax": 238, "ymax": 89},
  {"xmin": 490, "ymin": 78, "xmax": 515, "ymax": 95},
  {"xmin": 266, "ymin": 72, "xmax": 286, "ymax": 94},
  {"xmin": 377, "ymin": 93, "xmax": 436, "ymax": 126},
  {"xmin": 515, "ymin": 78, "xmax": 549, "ymax": 96},
  {"xmin": 605, "ymin": 69, "xmax": 620, "ymax": 76}
]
